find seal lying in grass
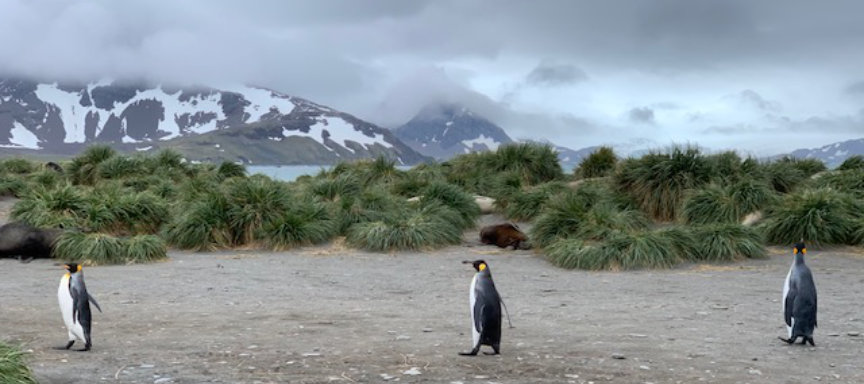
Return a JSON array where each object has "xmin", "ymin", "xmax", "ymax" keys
[
  {"xmin": 480, "ymin": 223, "xmax": 531, "ymax": 250},
  {"xmin": 0, "ymin": 222, "xmax": 63, "ymax": 263}
]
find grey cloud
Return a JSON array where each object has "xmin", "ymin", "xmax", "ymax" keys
[
  {"xmin": 845, "ymin": 81, "xmax": 864, "ymax": 95},
  {"xmin": 628, "ymin": 107, "xmax": 655, "ymax": 124},
  {"xmin": 702, "ymin": 111, "xmax": 864, "ymax": 135},
  {"xmin": 525, "ymin": 62, "xmax": 588, "ymax": 86},
  {"xmin": 735, "ymin": 90, "xmax": 782, "ymax": 112}
]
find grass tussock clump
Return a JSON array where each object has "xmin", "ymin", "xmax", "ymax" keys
[
  {"xmin": 0, "ymin": 158, "xmax": 36, "ymax": 174},
  {"xmin": 418, "ymin": 182, "xmax": 480, "ymax": 230},
  {"xmin": 531, "ymin": 184, "xmax": 647, "ymax": 248},
  {"xmin": 614, "ymin": 146, "xmax": 712, "ymax": 221},
  {"xmin": 682, "ymin": 180, "xmax": 775, "ymax": 225},
  {"xmin": 837, "ymin": 155, "xmax": 864, "ymax": 171},
  {"xmin": 810, "ymin": 169, "xmax": 864, "ymax": 198},
  {"xmin": 345, "ymin": 203, "xmax": 463, "ymax": 252},
  {"xmin": 545, "ymin": 231, "xmax": 682, "ymax": 270},
  {"xmin": 163, "ymin": 192, "xmax": 233, "ymax": 251},
  {"xmin": 688, "ymin": 224, "xmax": 765, "ymax": 261},
  {"xmin": 502, "ymin": 181, "xmax": 569, "ymax": 221},
  {"xmin": 0, "ymin": 175, "xmax": 27, "ymax": 197},
  {"xmin": 260, "ymin": 200, "xmax": 337, "ymax": 250},
  {"xmin": 0, "ymin": 342, "xmax": 38, "ymax": 384},
  {"xmin": 575, "ymin": 146, "xmax": 617, "ymax": 179},
  {"xmin": 445, "ymin": 142, "xmax": 563, "ymax": 194},
  {"xmin": 54, "ymin": 231, "xmax": 168, "ymax": 265},
  {"xmin": 761, "ymin": 188, "xmax": 864, "ymax": 247},
  {"xmin": 11, "ymin": 184, "xmax": 89, "ymax": 228}
]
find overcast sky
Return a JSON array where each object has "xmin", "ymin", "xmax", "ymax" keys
[{"xmin": 1, "ymin": 0, "xmax": 862, "ymax": 155}]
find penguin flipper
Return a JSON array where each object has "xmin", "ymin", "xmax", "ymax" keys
[
  {"xmin": 88, "ymin": 294, "xmax": 102, "ymax": 313},
  {"xmin": 784, "ymin": 288, "xmax": 795, "ymax": 327}
]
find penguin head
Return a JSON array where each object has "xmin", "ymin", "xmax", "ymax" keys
[
  {"xmin": 62, "ymin": 263, "xmax": 82, "ymax": 274},
  {"xmin": 793, "ymin": 242, "xmax": 807, "ymax": 255},
  {"xmin": 462, "ymin": 259, "xmax": 488, "ymax": 272}
]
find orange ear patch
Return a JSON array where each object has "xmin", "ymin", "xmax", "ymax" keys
[{"xmin": 479, "ymin": 263, "xmax": 487, "ymax": 271}]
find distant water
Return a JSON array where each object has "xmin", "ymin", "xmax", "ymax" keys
[
  {"xmin": 248, "ymin": 165, "xmax": 331, "ymax": 181},
  {"xmin": 248, "ymin": 165, "xmax": 414, "ymax": 181}
]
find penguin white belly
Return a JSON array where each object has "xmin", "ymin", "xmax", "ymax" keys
[
  {"xmin": 58, "ymin": 276, "xmax": 85, "ymax": 342},
  {"xmin": 782, "ymin": 265, "xmax": 793, "ymax": 337},
  {"xmin": 469, "ymin": 274, "xmax": 479, "ymax": 347}
]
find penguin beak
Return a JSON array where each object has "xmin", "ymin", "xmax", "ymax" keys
[{"xmin": 461, "ymin": 260, "xmax": 472, "ymax": 264}]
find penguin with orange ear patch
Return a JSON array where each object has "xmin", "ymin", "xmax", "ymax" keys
[
  {"xmin": 779, "ymin": 242, "xmax": 817, "ymax": 346},
  {"xmin": 460, "ymin": 260, "xmax": 503, "ymax": 356},
  {"xmin": 57, "ymin": 263, "xmax": 102, "ymax": 351}
]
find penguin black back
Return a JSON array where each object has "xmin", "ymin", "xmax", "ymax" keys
[
  {"xmin": 460, "ymin": 260, "xmax": 503, "ymax": 356},
  {"xmin": 780, "ymin": 242, "xmax": 817, "ymax": 346}
]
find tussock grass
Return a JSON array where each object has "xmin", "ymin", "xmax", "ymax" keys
[
  {"xmin": 445, "ymin": 142, "xmax": 563, "ymax": 194},
  {"xmin": 223, "ymin": 177, "xmax": 294, "ymax": 245},
  {"xmin": 418, "ymin": 182, "xmax": 480, "ymax": 229},
  {"xmin": 0, "ymin": 158, "xmax": 36, "ymax": 174},
  {"xmin": 689, "ymin": 224, "xmax": 765, "ymax": 261},
  {"xmin": 345, "ymin": 203, "xmax": 463, "ymax": 251},
  {"xmin": 0, "ymin": 342, "xmax": 37, "ymax": 384},
  {"xmin": 217, "ymin": 161, "xmax": 247, "ymax": 179},
  {"xmin": 163, "ymin": 192, "xmax": 232, "ymax": 251},
  {"xmin": 761, "ymin": 188, "xmax": 864, "ymax": 247},
  {"xmin": 545, "ymin": 231, "xmax": 682, "ymax": 270},
  {"xmin": 575, "ymin": 146, "xmax": 617, "ymax": 179},
  {"xmin": 0, "ymin": 175, "xmax": 27, "ymax": 197},
  {"xmin": 502, "ymin": 181, "xmax": 569, "ymax": 221},
  {"xmin": 11, "ymin": 185, "xmax": 88, "ymax": 228},
  {"xmin": 761, "ymin": 157, "xmax": 826, "ymax": 193},
  {"xmin": 53, "ymin": 231, "xmax": 124, "ymax": 265},
  {"xmin": 260, "ymin": 201, "xmax": 337, "ymax": 250},
  {"xmin": 810, "ymin": 169, "xmax": 864, "ymax": 198},
  {"xmin": 682, "ymin": 180, "xmax": 775, "ymax": 224},
  {"xmin": 837, "ymin": 155, "xmax": 864, "ymax": 171},
  {"xmin": 307, "ymin": 173, "xmax": 362, "ymax": 201},
  {"xmin": 614, "ymin": 146, "xmax": 712, "ymax": 221},
  {"xmin": 531, "ymin": 187, "xmax": 648, "ymax": 248},
  {"xmin": 68, "ymin": 145, "xmax": 116, "ymax": 185},
  {"xmin": 123, "ymin": 235, "xmax": 168, "ymax": 263}
]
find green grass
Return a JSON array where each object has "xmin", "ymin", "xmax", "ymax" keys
[
  {"xmin": 260, "ymin": 201, "xmax": 337, "ymax": 250},
  {"xmin": 444, "ymin": 142, "xmax": 563, "ymax": 195},
  {"xmin": 0, "ymin": 158, "xmax": 36, "ymax": 175},
  {"xmin": 502, "ymin": 181, "xmax": 569, "ymax": 221},
  {"xmin": 682, "ymin": 180, "xmax": 775, "ymax": 225},
  {"xmin": 614, "ymin": 146, "xmax": 712, "ymax": 221},
  {"xmin": 11, "ymin": 184, "xmax": 88, "ymax": 228},
  {"xmin": 223, "ymin": 177, "xmax": 295, "ymax": 246},
  {"xmin": 163, "ymin": 192, "xmax": 233, "ymax": 251},
  {"xmin": 0, "ymin": 342, "xmax": 37, "ymax": 384},
  {"xmin": 123, "ymin": 235, "xmax": 168, "ymax": 263},
  {"xmin": 53, "ymin": 231, "xmax": 124, "ymax": 265},
  {"xmin": 530, "ymin": 187, "xmax": 648, "ymax": 248},
  {"xmin": 545, "ymin": 231, "xmax": 683, "ymax": 270},
  {"xmin": 837, "ymin": 155, "xmax": 864, "ymax": 171},
  {"xmin": 0, "ymin": 176, "xmax": 27, "ymax": 197},
  {"xmin": 575, "ymin": 146, "xmax": 617, "ymax": 179},
  {"xmin": 810, "ymin": 169, "xmax": 864, "ymax": 198},
  {"xmin": 688, "ymin": 224, "xmax": 765, "ymax": 261},
  {"xmin": 345, "ymin": 203, "xmax": 463, "ymax": 251},
  {"xmin": 761, "ymin": 188, "xmax": 864, "ymax": 247},
  {"xmin": 417, "ymin": 182, "xmax": 480, "ymax": 230}
]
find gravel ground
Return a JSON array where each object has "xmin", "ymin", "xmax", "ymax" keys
[{"xmin": 1, "ymin": 215, "xmax": 863, "ymax": 383}]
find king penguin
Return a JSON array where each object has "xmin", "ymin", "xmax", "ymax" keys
[
  {"xmin": 779, "ymin": 242, "xmax": 817, "ymax": 346},
  {"xmin": 460, "ymin": 260, "xmax": 503, "ymax": 356},
  {"xmin": 57, "ymin": 263, "xmax": 102, "ymax": 352}
]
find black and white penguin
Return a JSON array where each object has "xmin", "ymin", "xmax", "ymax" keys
[
  {"xmin": 57, "ymin": 263, "xmax": 102, "ymax": 352},
  {"xmin": 459, "ymin": 259, "xmax": 502, "ymax": 356},
  {"xmin": 779, "ymin": 242, "xmax": 817, "ymax": 346}
]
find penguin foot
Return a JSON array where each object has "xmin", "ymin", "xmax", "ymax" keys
[
  {"xmin": 77, "ymin": 343, "xmax": 91, "ymax": 352},
  {"xmin": 806, "ymin": 337, "xmax": 815, "ymax": 346},
  {"xmin": 458, "ymin": 351, "xmax": 478, "ymax": 356},
  {"xmin": 777, "ymin": 336, "xmax": 795, "ymax": 344},
  {"xmin": 483, "ymin": 351, "xmax": 499, "ymax": 355},
  {"xmin": 53, "ymin": 341, "xmax": 75, "ymax": 350}
]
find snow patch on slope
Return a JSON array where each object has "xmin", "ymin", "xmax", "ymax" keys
[
  {"xmin": 225, "ymin": 86, "xmax": 296, "ymax": 122},
  {"xmin": 0, "ymin": 121, "xmax": 40, "ymax": 149},
  {"xmin": 462, "ymin": 134, "xmax": 500, "ymax": 151}
]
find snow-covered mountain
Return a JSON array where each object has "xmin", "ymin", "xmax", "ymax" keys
[
  {"xmin": 392, "ymin": 103, "xmax": 513, "ymax": 159},
  {"xmin": 0, "ymin": 78, "xmax": 428, "ymax": 165},
  {"xmin": 787, "ymin": 138, "xmax": 864, "ymax": 168}
]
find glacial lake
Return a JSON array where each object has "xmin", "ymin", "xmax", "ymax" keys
[{"xmin": 248, "ymin": 165, "xmax": 413, "ymax": 182}]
